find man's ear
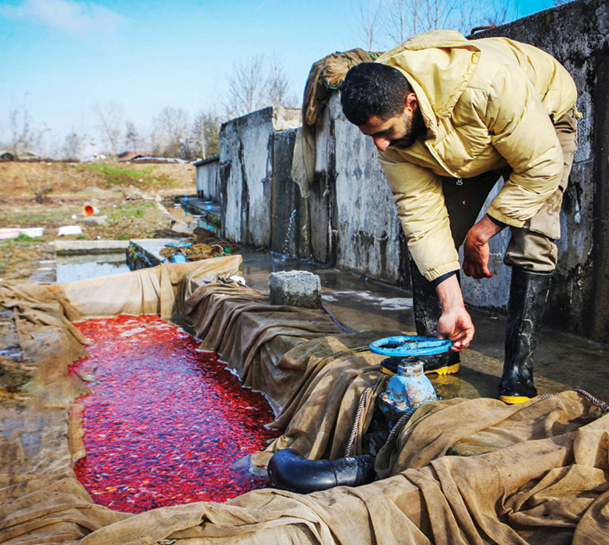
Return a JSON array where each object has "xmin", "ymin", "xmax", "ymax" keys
[{"xmin": 404, "ymin": 92, "xmax": 418, "ymax": 113}]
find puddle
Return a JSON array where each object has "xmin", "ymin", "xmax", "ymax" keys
[
  {"xmin": 167, "ymin": 204, "xmax": 198, "ymax": 228},
  {"xmin": 322, "ymin": 290, "xmax": 413, "ymax": 310},
  {"xmin": 71, "ymin": 315, "xmax": 278, "ymax": 513},
  {"xmin": 56, "ymin": 253, "xmax": 130, "ymax": 283}
]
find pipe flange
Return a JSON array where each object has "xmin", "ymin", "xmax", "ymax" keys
[{"xmin": 369, "ymin": 335, "xmax": 452, "ymax": 357}]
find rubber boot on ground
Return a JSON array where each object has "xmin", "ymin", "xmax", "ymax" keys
[
  {"xmin": 499, "ymin": 267, "xmax": 553, "ymax": 404},
  {"xmin": 410, "ymin": 261, "xmax": 460, "ymax": 375}
]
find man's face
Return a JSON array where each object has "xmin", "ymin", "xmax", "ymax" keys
[
  {"xmin": 359, "ymin": 110, "xmax": 418, "ymax": 152},
  {"xmin": 358, "ymin": 93, "xmax": 422, "ymax": 152}
]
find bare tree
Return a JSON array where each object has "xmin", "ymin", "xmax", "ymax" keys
[
  {"xmin": 191, "ymin": 109, "xmax": 222, "ymax": 159},
  {"xmin": 19, "ymin": 164, "xmax": 56, "ymax": 203},
  {"xmin": 385, "ymin": 0, "xmax": 410, "ymax": 45},
  {"xmin": 483, "ymin": 0, "xmax": 514, "ymax": 27},
  {"xmin": 124, "ymin": 121, "xmax": 142, "ymax": 151},
  {"xmin": 224, "ymin": 55, "xmax": 297, "ymax": 119},
  {"xmin": 8, "ymin": 100, "xmax": 38, "ymax": 158},
  {"xmin": 152, "ymin": 106, "xmax": 190, "ymax": 158},
  {"xmin": 267, "ymin": 56, "xmax": 297, "ymax": 110},
  {"xmin": 351, "ymin": 0, "xmax": 385, "ymax": 50},
  {"xmin": 93, "ymin": 100, "xmax": 124, "ymax": 157},
  {"xmin": 62, "ymin": 131, "xmax": 85, "ymax": 161},
  {"xmin": 382, "ymin": 0, "xmax": 512, "ymax": 46}
]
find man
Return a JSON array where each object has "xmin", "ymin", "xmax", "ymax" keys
[{"xmin": 340, "ymin": 30, "xmax": 578, "ymax": 404}]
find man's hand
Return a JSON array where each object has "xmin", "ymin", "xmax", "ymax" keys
[
  {"xmin": 463, "ymin": 215, "xmax": 505, "ymax": 279},
  {"xmin": 435, "ymin": 275, "xmax": 475, "ymax": 351}
]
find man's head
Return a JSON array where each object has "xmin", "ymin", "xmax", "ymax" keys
[{"xmin": 340, "ymin": 63, "xmax": 424, "ymax": 152}]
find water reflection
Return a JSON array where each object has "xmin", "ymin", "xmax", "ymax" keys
[{"xmin": 56, "ymin": 253, "xmax": 130, "ymax": 283}]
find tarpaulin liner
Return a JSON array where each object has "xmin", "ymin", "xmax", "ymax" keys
[{"xmin": 2, "ymin": 258, "xmax": 609, "ymax": 544}]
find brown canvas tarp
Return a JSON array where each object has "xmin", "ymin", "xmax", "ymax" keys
[
  {"xmin": 2, "ymin": 259, "xmax": 609, "ymax": 544},
  {"xmin": 3, "ymin": 393, "xmax": 609, "ymax": 545}
]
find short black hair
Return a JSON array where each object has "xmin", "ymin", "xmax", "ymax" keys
[{"xmin": 340, "ymin": 63, "xmax": 413, "ymax": 126}]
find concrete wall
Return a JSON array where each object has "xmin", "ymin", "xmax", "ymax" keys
[
  {"xmin": 194, "ymin": 156, "xmax": 220, "ymax": 201},
  {"xmin": 218, "ymin": 106, "xmax": 301, "ymax": 247},
  {"xmin": 309, "ymin": 95, "xmax": 408, "ymax": 285}
]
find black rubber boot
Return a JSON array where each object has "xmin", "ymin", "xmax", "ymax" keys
[
  {"xmin": 410, "ymin": 261, "xmax": 460, "ymax": 375},
  {"xmin": 499, "ymin": 267, "xmax": 553, "ymax": 404}
]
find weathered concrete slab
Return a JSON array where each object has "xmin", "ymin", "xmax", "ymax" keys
[
  {"xmin": 54, "ymin": 240, "xmax": 130, "ymax": 256},
  {"xmin": 313, "ymin": 94, "xmax": 407, "ymax": 284},
  {"xmin": 128, "ymin": 239, "xmax": 180, "ymax": 268},
  {"xmin": 177, "ymin": 197, "xmax": 223, "ymax": 238}
]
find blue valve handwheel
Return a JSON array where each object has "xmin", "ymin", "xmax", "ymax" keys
[
  {"xmin": 369, "ymin": 335, "xmax": 452, "ymax": 357},
  {"xmin": 164, "ymin": 242, "xmax": 193, "ymax": 248}
]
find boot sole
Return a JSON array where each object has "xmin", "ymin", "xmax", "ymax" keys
[
  {"xmin": 424, "ymin": 362, "xmax": 460, "ymax": 376},
  {"xmin": 500, "ymin": 394, "xmax": 536, "ymax": 405}
]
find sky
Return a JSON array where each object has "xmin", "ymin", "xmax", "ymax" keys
[{"xmin": 0, "ymin": 0, "xmax": 556, "ymax": 156}]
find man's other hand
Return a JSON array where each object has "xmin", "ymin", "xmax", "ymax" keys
[{"xmin": 463, "ymin": 215, "xmax": 505, "ymax": 279}]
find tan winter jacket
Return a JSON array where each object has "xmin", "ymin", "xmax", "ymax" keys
[{"xmin": 375, "ymin": 30, "xmax": 578, "ymax": 281}]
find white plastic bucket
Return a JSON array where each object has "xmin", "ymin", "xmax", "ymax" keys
[
  {"xmin": 0, "ymin": 228, "xmax": 20, "ymax": 240},
  {"xmin": 58, "ymin": 225, "xmax": 83, "ymax": 236},
  {"xmin": 20, "ymin": 227, "xmax": 45, "ymax": 238}
]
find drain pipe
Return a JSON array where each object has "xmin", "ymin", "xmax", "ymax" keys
[
  {"xmin": 267, "ymin": 448, "xmax": 376, "ymax": 494},
  {"xmin": 268, "ymin": 336, "xmax": 451, "ymax": 494}
]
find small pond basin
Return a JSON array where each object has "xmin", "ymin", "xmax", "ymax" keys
[
  {"xmin": 56, "ymin": 252, "xmax": 131, "ymax": 283},
  {"xmin": 71, "ymin": 315, "xmax": 278, "ymax": 513}
]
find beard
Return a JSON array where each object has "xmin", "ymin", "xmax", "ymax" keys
[{"xmin": 392, "ymin": 111, "xmax": 426, "ymax": 148}]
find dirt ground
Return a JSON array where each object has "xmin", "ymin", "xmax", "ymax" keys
[{"xmin": 0, "ymin": 161, "xmax": 197, "ymax": 281}]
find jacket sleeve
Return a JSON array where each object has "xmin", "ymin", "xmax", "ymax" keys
[
  {"xmin": 484, "ymin": 63, "xmax": 564, "ymax": 228},
  {"xmin": 379, "ymin": 151, "xmax": 460, "ymax": 281}
]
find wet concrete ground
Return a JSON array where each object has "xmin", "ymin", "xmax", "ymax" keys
[{"xmin": 239, "ymin": 248, "xmax": 609, "ymax": 404}]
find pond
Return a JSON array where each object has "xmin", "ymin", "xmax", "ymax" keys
[
  {"xmin": 56, "ymin": 252, "xmax": 131, "ymax": 283},
  {"xmin": 70, "ymin": 315, "xmax": 278, "ymax": 513}
]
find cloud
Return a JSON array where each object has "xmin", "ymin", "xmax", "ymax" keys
[{"xmin": 0, "ymin": 0, "xmax": 128, "ymax": 35}]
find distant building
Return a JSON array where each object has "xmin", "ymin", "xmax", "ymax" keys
[
  {"xmin": 19, "ymin": 151, "xmax": 42, "ymax": 162},
  {"xmin": 118, "ymin": 151, "xmax": 152, "ymax": 162},
  {"xmin": 0, "ymin": 150, "xmax": 41, "ymax": 161}
]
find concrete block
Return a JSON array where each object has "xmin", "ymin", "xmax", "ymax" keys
[
  {"xmin": 54, "ymin": 239, "xmax": 130, "ymax": 255},
  {"xmin": 269, "ymin": 270, "xmax": 322, "ymax": 309},
  {"xmin": 83, "ymin": 215, "xmax": 107, "ymax": 226}
]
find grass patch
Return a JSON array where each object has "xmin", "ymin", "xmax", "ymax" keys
[
  {"xmin": 15, "ymin": 234, "xmax": 45, "ymax": 243},
  {"xmin": 0, "ymin": 234, "xmax": 41, "ymax": 248},
  {"xmin": 108, "ymin": 201, "xmax": 156, "ymax": 220},
  {"xmin": 0, "ymin": 205, "xmax": 83, "ymax": 226},
  {"xmin": 80, "ymin": 164, "xmax": 174, "ymax": 188}
]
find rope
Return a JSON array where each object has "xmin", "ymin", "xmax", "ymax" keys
[
  {"xmin": 345, "ymin": 383, "xmax": 375, "ymax": 457},
  {"xmin": 384, "ymin": 408, "xmax": 417, "ymax": 445},
  {"xmin": 322, "ymin": 304, "xmax": 358, "ymax": 334},
  {"xmin": 345, "ymin": 378, "xmax": 609, "ymax": 464},
  {"xmin": 536, "ymin": 389, "xmax": 609, "ymax": 413},
  {"xmin": 380, "ymin": 388, "xmax": 609, "ymax": 455}
]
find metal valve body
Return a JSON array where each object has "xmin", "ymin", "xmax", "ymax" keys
[
  {"xmin": 378, "ymin": 359, "xmax": 437, "ymax": 421},
  {"xmin": 369, "ymin": 336, "xmax": 448, "ymax": 422}
]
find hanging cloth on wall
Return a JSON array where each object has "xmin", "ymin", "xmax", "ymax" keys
[{"xmin": 291, "ymin": 48, "xmax": 383, "ymax": 198}]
